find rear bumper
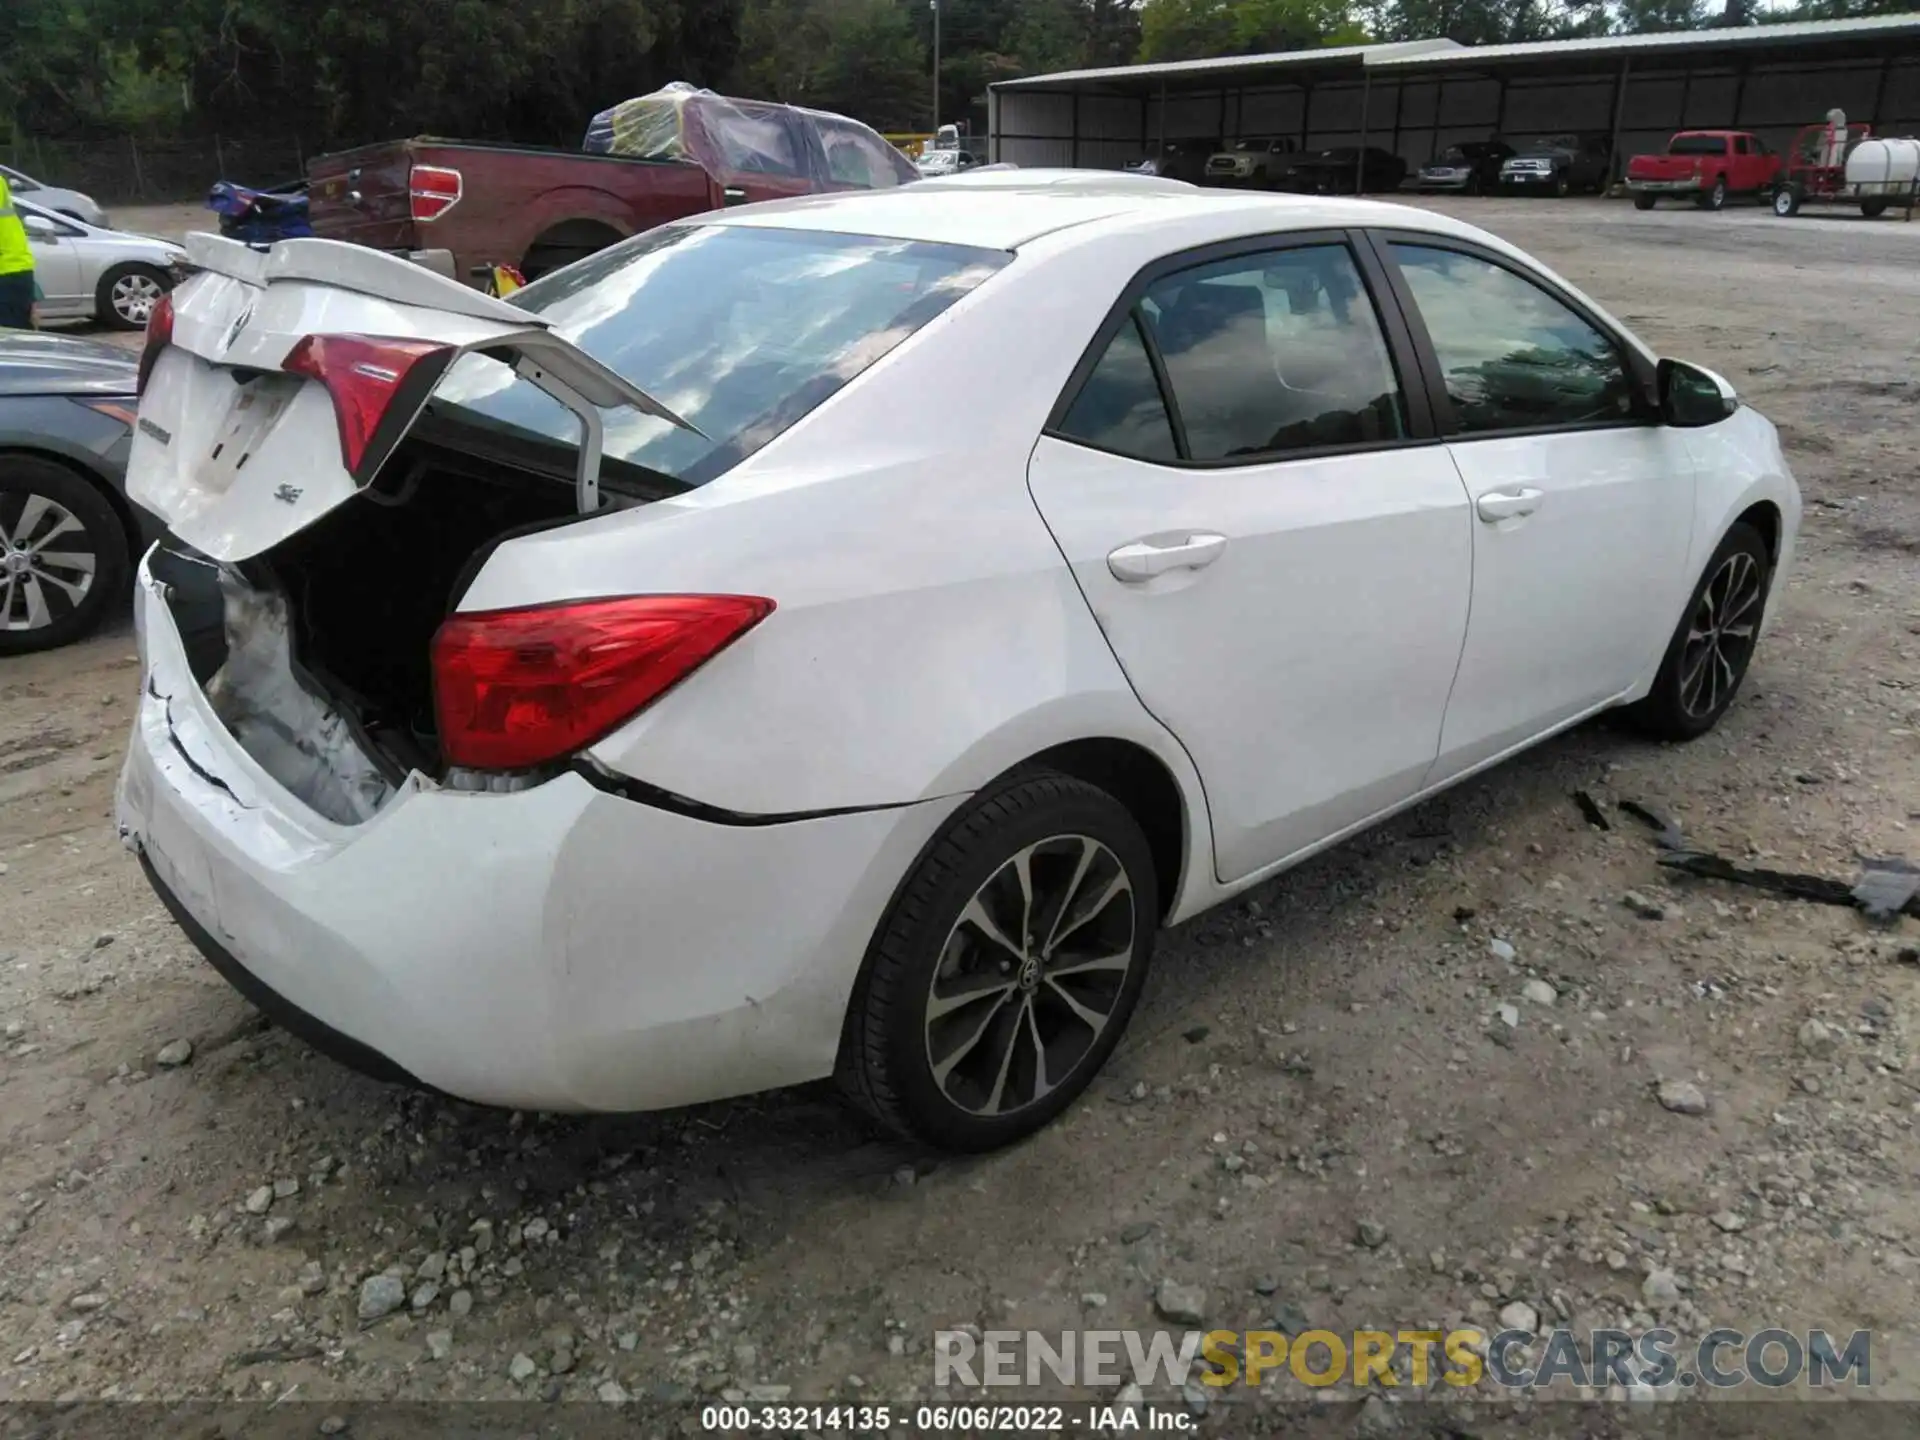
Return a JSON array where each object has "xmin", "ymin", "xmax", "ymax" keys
[
  {"xmin": 117, "ymin": 559, "xmax": 958, "ymax": 1112},
  {"xmin": 1628, "ymin": 178, "xmax": 1702, "ymax": 193}
]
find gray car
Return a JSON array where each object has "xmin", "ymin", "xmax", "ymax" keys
[{"xmin": 0, "ymin": 332, "xmax": 160, "ymax": 654}]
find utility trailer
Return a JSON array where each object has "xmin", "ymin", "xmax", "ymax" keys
[{"xmin": 1772, "ymin": 110, "xmax": 1920, "ymax": 220}]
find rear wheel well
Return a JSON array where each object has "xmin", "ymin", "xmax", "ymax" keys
[
  {"xmin": 1023, "ymin": 739, "xmax": 1186, "ymax": 921},
  {"xmin": 521, "ymin": 219, "xmax": 624, "ymax": 280},
  {"xmin": 1735, "ymin": 501, "xmax": 1781, "ymax": 564}
]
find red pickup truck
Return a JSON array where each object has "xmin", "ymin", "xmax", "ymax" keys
[
  {"xmin": 307, "ymin": 94, "xmax": 918, "ymax": 285},
  {"xmin": 1627, "ymin": 130, "xmax": 1781, "ymax": 211}
]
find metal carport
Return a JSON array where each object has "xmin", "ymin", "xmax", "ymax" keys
[{"xmin": 989, "ymin": 12, "xmax": 1920, "ymax": 190}]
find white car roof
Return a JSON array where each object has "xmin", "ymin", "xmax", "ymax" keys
[
  {"xmin": 913, "ymin": 167, "xmax": 1195, "ymax": 195},
  {"xmin": 708, "ymin": 183, "xmax": 1481, "ymax": 252}
]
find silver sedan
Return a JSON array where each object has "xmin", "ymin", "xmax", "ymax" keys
[{"xmin": 18, "ymin": 197, "xmax": 191, "ymax": 330}]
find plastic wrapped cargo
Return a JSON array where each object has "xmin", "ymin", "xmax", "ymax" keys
[{"xmin": 583, "ymin": 82, "xmax": 914, "ymax": 190}]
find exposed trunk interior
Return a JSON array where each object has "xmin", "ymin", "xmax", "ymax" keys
[{"xmin": 157, "ymin": 409, "xmax": 667, "ymax": 822}]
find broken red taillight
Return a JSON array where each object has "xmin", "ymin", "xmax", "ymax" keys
[
  {"xmin": 282, "ymin": 333, "xmax": 455, "ymax": 478},
  {"xmin": 136, "ymin": 292, "xmax": 174, "ymax": 395},
  {"xmin": 431, "ymin": 595, "xmax": 775, "ymax": 773},
  {"xmin": 409, "ymin": 164, "xmax": 464, "ymax": 222}
]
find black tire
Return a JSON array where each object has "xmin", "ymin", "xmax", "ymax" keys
[
  {"xmin": 1862, "ymin": 198, "xmax": 1889, "ymax": 218},
  {"xmin": 0, "ymin": 455, "xmax": 131, "ymax": 655},
  {"xmin": 836, "ymin": 771, "xmax": 1158, "ymax": 1152},
  {"xmin": 95, "ymin": 262, "xmax": 172, "ymax": 331},
  {"xmin": 1553, "ymin": 171, "xmax": 1571, "ymax": 198},
  {"xmin": 1620, "ymin": 522, "xmax": 1771, "ymax": 742},
  {"xmin": 1699, "ymin": 177, "xmax": 1728, "ymax": 211},
  {"xmin": 1633, "ymin": 193, "xmax": 1657, "ymax": 211},
  {"xmin": 1773, "ymin": 185, "xmax": 1802, "ymax": 218}
]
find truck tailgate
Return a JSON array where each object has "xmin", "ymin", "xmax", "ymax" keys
[
  {"xmin": 1629, "ymin": 156, "xmax": 1701, "ymax": 181},
  {"xmin": 308, "ymin": 143, "xmax": 419, "ymax": 251}
]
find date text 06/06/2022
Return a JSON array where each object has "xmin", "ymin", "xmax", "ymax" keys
[{"xmin": 700, "ymin": 1403, "xmax": 1195, "ymax": 1432}]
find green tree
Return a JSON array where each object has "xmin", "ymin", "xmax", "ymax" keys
[
  {"xmin": 814, "ymin": 0, "xmax": 930, "ymax": 128},
  {"xmin": 1366, "ymin": 0, "xmax": 1605, "ymax": 44},
  {"xmin": 1140, "ymin": 0, "xmax": 1368, "ymax": 61},
  {"xmin": 1614, "ymin": 0, "xmax": 1708, "ymax": 32}
]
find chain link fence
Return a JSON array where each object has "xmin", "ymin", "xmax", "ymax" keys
[{"xmin": 5, "ymin": 134, "xmax": 315, "ymax": 206}]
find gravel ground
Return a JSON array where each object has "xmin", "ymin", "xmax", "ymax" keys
[{"xmin": 4, "ymin": 197, "xmax": 1920, "ymax": 1431}]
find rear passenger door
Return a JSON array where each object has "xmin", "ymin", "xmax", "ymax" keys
[
  {"xmin": 1370, "ymin": 233, "xmax": 1697, "ymax": 783},
  {"xmin": 1026, "ymin": 233, "xmax": 1475, "ymax": 884}
]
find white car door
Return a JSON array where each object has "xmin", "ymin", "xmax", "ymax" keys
[
  {"xmin": 1374, "ymin": 236, "xmax": 1697, "ymax": 782},
  {"xmin": 1027, "ymin": 235, "xmax": 1474, "ymax": 884}
]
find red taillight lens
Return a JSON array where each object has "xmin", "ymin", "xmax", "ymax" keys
[
  {"xmin": 410, "ymin": 164, "xmax": 463, "ymax": 222},
  {"xmin": 136, "ymin": 292, "xmax": 173, "ymax": 395},
  {"xmin": 283, "ymin": 333, "xmax": 454, "ymax": 476},
  {"xmin": 431, "ymin": 595, "xmax": 775, "ymax": 772}
]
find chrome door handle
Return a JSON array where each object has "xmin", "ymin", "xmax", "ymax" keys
[
  {"xmin": 1107, "ymin": 532, "xmax": 1228, "ymax": 582},
  {"xmin": 1475, "ymin": 487, "xmax": 1544, "ymax": 523}
]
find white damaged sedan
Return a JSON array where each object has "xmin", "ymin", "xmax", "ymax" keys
[{"xmin": 118, "ymin": 184, "xmax": 1798, "ymax": 1150}]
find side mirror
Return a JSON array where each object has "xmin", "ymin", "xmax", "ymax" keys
[
  {"xmin": 22, "ymin": 213, "xmax": 56, "ymax": 237},
  {"xmin": 1659, "ymin": 358, "xmax": 1738, "ymax": 428}
]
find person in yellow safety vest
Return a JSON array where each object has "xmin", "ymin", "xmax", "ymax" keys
[{"xmin": 0, "ymin": 172, "xmax": 35, "ymax": 330}]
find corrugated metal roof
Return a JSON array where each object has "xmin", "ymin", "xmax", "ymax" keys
[
  {"xmin": 990, "ymin": 12, "xmax": 1920, "ymax": 93},
  {"xmin": 1369, "ymin": 10, "xmax": 1920, "ymax": 67},
  {"xmin": 990, "ymin": 38, "xmax": 1460, "ymax": 92}
]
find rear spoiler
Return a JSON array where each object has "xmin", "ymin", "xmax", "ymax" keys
[{"xmin": 185, "ymin": 232, "xmax": 536, "ymax": 325}]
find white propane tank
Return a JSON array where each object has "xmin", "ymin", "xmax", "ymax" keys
[
  {"xmin": 1821, "ymin": 108, "xmax": 1848, "ymax": 167},
  {"xmin": 1846, "ymin": 136, "xmax": 1920, "ymax": 189}
]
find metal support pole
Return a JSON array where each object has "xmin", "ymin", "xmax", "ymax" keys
[
  {"xmin": 931, "ymin": 0, "xmax": 941, "ymax": 132},
  {"xmin": 1158, "ymin": 79, "xmax": 1168, "ymax": 164},
  {"xmin": 1356, "ymin": 68, "xmax": 1371, "ymax": 193},
  {"xmin": 1868, "ymin": 54, "xmax": 1891, "ymax": 129},
  {"xmin": 1606, "ymin": 57, "xmax": 1632, "ymax": 190},
  {"xmin": 1071, "ymin": 91, "xmax": 1081, "ymax": 167}
]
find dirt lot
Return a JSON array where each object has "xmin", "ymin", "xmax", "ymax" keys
[{"xmin": 4, "ymin": 197, "xmax": 1920, "ymax": 1431}]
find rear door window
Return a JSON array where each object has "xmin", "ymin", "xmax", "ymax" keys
[
  {"xmin": 1144, "ymin": 245, "xmax": 1407, "ymax": 461},
  {"xmin": 1053, "ymin": 242, "xmax": 1408, "ymax": 464}
]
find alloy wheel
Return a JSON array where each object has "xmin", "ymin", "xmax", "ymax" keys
[
  {"xmin": 1677, "ymin": 550, "xmax": 1763, "ymax": 719},
  {"xmin": 923, "ymin": 834, "xmax": 1137, "ymax": 1117},
  {"xmin": 0, "ymin": 490, "xmax": 97, "ymax": 633},
  {"xmin": 110, "ymin": 272, "xmax": 165, "ymax": 326}
]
